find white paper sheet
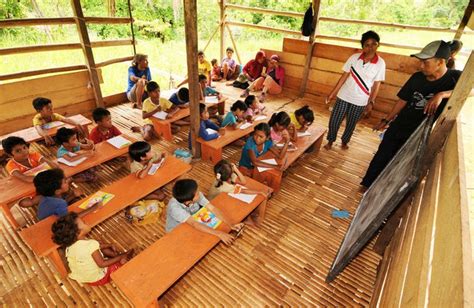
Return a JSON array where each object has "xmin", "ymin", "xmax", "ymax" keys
[
  {"xmin": 254, "ymin": 115, "xmax": 267, "ymax": 121},
  {"xmin": 228, "ymin": 193, "xmax": 257, "ymax": 204},
  {"xmin": 41, "ymin": 121, "xmax": 63, "ymax": 130},
  {"xmin": 148, "ymin": 157, "xmax": 165, "ymax": 175},
  {"xmin": 239, "ymin": 122, "xmax": 253, "ymax": 130},
  {"xmin": 205, "ymin": 96, "xmax": 218, "ymax": 104},
  {"xmin": 153, "ymin": 111, "xmax": 168, "ymax": 120},
  {"xmin": 297, "ymin": 131, "xmax": 311, "ymax": 137},
  {"xmin": 58, "ymin": 156, "xmax": 87, "ymax": 167},
  {"xmin": 257, "ymin": 166, "xmax": 273, "ymax": 172},
  {"xmin": 260, "ymin": 158, "xmax": 278, "ymax": 165},
  {"xmin": 206, "ymin": 128, "xmax": 218, "ymax": 135},
  {"xmin": 106, "ymin": 135, "xmax": 131, "ymax": 149}
]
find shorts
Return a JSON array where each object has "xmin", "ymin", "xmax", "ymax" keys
[
  {"xmin": 87, "ymin": 262, "xmax": 122, "ymax": 286},
  {"xmin": 126, "ymin": 83, "xmax": 148, "ymax": 103}
]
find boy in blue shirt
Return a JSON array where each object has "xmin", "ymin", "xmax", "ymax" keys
[
  {"xmin": 188, "ymin": 103, "xmax": 225, "ymax": 149},
  {"xmin": 221, "ymin": 100, "xmax": 247, "ymax": 128}
]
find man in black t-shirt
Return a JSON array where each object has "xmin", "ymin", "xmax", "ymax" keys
[{"xmin": 360, "ymin": 40, "xmax": 462, "ymax": 188}]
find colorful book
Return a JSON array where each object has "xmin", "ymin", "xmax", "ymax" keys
[
  {"xmin": 23, "ymin": 162, "xmax": 51, "ymax": 176},
  {"xmin": 192, "ymin": 207, "xmax": 221, "ymax": 229},
  {"xmin": 78, "ymin": 191, "xmax": 115, "ymax": 209}
]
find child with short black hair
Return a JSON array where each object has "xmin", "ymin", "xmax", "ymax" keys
[
  {"xmin": 56, "ymin": 127, "xmax": 97, "ymax": 182},
  {"xmin": 211, "ymin": 59, "xmax": 221, "ymax": 81},
  {"xmin": 89, "ymin": 107, "xmax": 122, "ymax": 144},
  {"xmin": 221, "ymin": 100, "xmax": 247, "ymax": 128},
  {"xmin": 166, "ymin": 179, "xmax": 243, "ymax": 244},
  {"xmin": 243, "ymin": 95, "xmax": 266, "ymax": 121},
  {"xmin": 34, "ymin": 169, "xmax": 98, "ymax": 220},
  {"xmin": 52, "ymin": 212, "xmax": 133, "ymax": 286},
  {"xmin": 269, "ymin": 111, "xmax": 296, "ymax": 143},
  {"xmin": 221, "ymin": 47, "xmax": 239, "ymax": 80},
  {"xmin": 32, "ymin": 97, "xmax": 88, "ymax": 146},
  {"xmin": 2, "ymin": 136, "xmax": 56, "ymax": 182},
  {"xmin": 132, "ymin": 81, "xmax": 179, "ymax": 140},
  {"xmin": 128, "ymin": 141, "xmax": 166, "ymax": 201},
  {"xmin": 199, "ymin": 74, "xmax": 225, "ymax": 119},
  {"xmin": 169, "ymin": 87, "xmax": 190, "ymax": 108},
  {"xmin": 190, "ymin": 103, "xmax": 225, "ymax": 147},
  {"xmin": 239, "ymin": 123, "xmax": 289, "ymax": 175},
  {"xmin": 209, "ymin": 160, "xmax": 270, "ymax": 226}
]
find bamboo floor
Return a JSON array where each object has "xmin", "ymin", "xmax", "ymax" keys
[{"xmin": 1, "ymin": 83, "xmax": 384, "ymax": 306}]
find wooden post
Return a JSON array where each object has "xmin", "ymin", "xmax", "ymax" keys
[
  {"xmin": 454, "ymin": 0, "xmax": 473, "ymax": 40},
  {"xmin": 219, "ymin": 0, "xmax": 226, "ymax": 61},
  {"xmin": 183, "ymin": 0, "xmax": 201, "ymax": 157},
  {"xmin": 71, "ymin": 0, "xmax": 104, "ymax": 108},
  {"xmin": 225, "ymin": 24, "xmax": 242, "ymax": 64},
  {"xmin": 299, "ymin": 0, "xmax": 321, "ymax": 97},
  {"xmin": 202, "ymin": 23, "xmax": 221, "ymax": 53},
  {"xmin": 127, "ymin": 0, "xmax": 136, "ymax": 55}
]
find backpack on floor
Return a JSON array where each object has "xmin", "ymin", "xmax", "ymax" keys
[{"xmin": 301, "ymin": 4, "xmax": 314, "ymax": 36}]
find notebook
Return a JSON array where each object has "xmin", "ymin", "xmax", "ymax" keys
[
  {"xmin": 254, "ymin": 115, "xmax": 267, "ymax": 121},
  {"xmin": 297, "ymin": 131, "xmax": 311, "ymax": 137},
  {"xmin": 78, "ymin": 191, "xmax": 115, "ymax": 210},
  {"xmin": 257, "ymin": 166, "xmax": 273, "ymax": 172},
  {"xmin": 23, "ymin": 162, "xmax": 51, "ymax": 176},
  {"xmin": 42, "ymin": 121, "xmax": 64, "ymax": 130},
  {"xmin": 107, "ymin": 135, "xmax": 131, "ymax": 149},
  {"xmin": 205, "ymin": 96, "xmax": 218, "ymax": 104},
  {"xmin": 153, "ymin": 111, "xmax": 168, "ymax": 120},
  {"xmin": 58, "ymin": 156, "xmax": 87, "ymax": 167},
  {"xmin": 206, "ymin": 128, "xmax": 219, "ymax": 135},
  {"xmin": 228, "ymin": 193, "xmax": 257, "ymax": 204},
  {"xmin": 239, "ymin": 122, "xmax": 253, "ymax": 130},
  {"xmin": 260, "ymin": 158, "xmax": 278, "ymax": 165},
  {"xmin": 148, "ymin": 157, "xmax": 165, "ymax": 175}
]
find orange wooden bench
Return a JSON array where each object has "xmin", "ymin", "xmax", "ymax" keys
[
  {"xmin": 151, "ymin": 108, "xmax": 190, "ymax": 141},
  {"xmin": 111, "ymin": 177, "xmax": 270, "ymax": 307},
  {"xmin": 0, "ymin": 134, "xmax": 136, "ymax": 228},
  {"xmin": 0, "ymin": 114, "xmax": 92, "ymax": 153},
  {"xmin": 197, "ymin": 117, "xmax": 269, "ymax": 164},
  {"xmin": 253, "ymin": 125, "xmax": 327, "ymax": 193},
  {"xmin": 19, "ymin": 156, "xmax": 192, "ymax": 278}
]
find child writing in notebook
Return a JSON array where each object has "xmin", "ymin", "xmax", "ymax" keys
[
  {"xmin": 243, "ymin": 95, "xmax": 266, "ymax": 122},
  {"xmin": 2, "ymin": 136, "xmax": 57, "ymax": 183},
  {"xmin": 221, "ymin": 100, "xmax": 247, "ymax": 129},
  {"xmin": 199, "ymin": 74, "xmax": 225, "ymax": 120},
  {"xmin": 288, "ymin": 105, "xmax": 315, "ymax": 143},
  {"xmin": 132, "ymin": 81, "xmax": 179, "ymax": 140},
  {"xmin": 238, "ymin": 123, "xmax": 289, "ymax": 176},
  {"xmin": 52, "ymin": 212, "xmax": 133, "ymax": 286},
  {"xmin": 56, "ymin": 127, "xmax": 97, "ymax": 183},
  {"xmin": 89, "ymin": 107, "xmax": 122, "ymax": 144},
  {"xmin": 208, "ymin": 160, "xmax": 270, "ymax": 226},
  {"xmin": 32, "ymin": 97, "xmax": 87, "ymax": 146},
  {"xmin": 189, "ymin": 103, "xmax": 225, "ymax": 149},
  {"xmin": 166, "ymin": 179, "xmax": 243, "ymax": 245},
  {"xmin": 269, "ymin": 111, "xmax": 297, "ymax": 144}
]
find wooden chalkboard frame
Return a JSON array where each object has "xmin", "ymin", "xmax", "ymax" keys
[{"xmin": 326, "ymin": 117, "xmax": 434, "ymax": 282}]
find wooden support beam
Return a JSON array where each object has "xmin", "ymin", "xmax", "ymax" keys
[
  {"xmin": 455, "ymin": 0, "xmax": 474, "ymax": 39},
  {"xmin": 299, "ymin": 0, "xmax": 321, "ymax": 97},
  {"xmin": 225, "ymin": 4, "xmax": 304, "ymax": 18},
  {"xmin": 219, "ymin": 0, "xmax": 226, "ymax": 61},
  {"xmin": 202, "ymin": 23, "xmax": 221, "ymax": 53},
  {"xmin": 84, "ymin": 17, "xmax": 132, "ymax": 24},
  {"xmin": 0, "ymin": 17, "xmax": 132, "ymax": 28},
  {"xmin": 71, "ymin": 0, "xmax": 104, "ymax": 108},
  {"xmin": 96, "ymin": 56, "xmax": 134, "ymax": 68},
  {"xmin": 91, "ymin": 39, "xmax": 134, "ymax": 48},
  {"xmin": 0, "ymin": 65, "xmax": 87, "ymax": 81},
  {"xmin": 183, "ymin": 0, "xmax": 201, "ymax": 157},
  {"xmin": 225, "ymin": 24, "xmax": 242, "ymax": 65},
  {"xmin": 226, "ymin": 21, "xmax": 301, "ymax": 36},
  {"xmin": 126, "ymin": 0, "xmax": 136, "ymax": 55}
]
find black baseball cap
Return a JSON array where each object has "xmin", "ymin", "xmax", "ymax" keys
[{"xmin": 411, "ymin": 40, "xmax": 451, "ymax": 60}]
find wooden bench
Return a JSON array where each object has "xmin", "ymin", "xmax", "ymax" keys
[
  {"xmin": 253, "ymin": 125, "xmax": 327, "ymax": 193},
  {"xmin": 197, "ymin": 117, "xmax": 269, "ymax": 164},
  {"xmin": 0, "ymin": 114, "xmax": 92, "ymax": 153},
  {"xmin": 111, "ymin": 177, "xmax": 270, "ymax": 307},
  {"xmin": 19, "ymin": 155, "xmax": 191, "ymax": 277},
  {"xmin": 0, "ymin": 134, "xmax": 136, "ymax": 228},
  {"xmin": 151, "ymin": 108, "xmax": 190, "ymax": 141}
]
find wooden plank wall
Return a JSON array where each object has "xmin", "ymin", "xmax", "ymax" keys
[
  {"xmin": 263, "ymin": 38, "xmax": 421, "ymax": 121},
  {"xmin": 370, "ymin": 122, "xmax": 473, "ymax": 307},
  {"xmin": 0, "ymin": 70, "xmax": 104, "ymax": 135}
]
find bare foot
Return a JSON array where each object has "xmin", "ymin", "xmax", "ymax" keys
[
  {"xmin": 244, "ymin": 216, "xmax": 256, "ymax": 227},
  {"xmin": 323, "ymin": 142, "xmax": 333, "ymax": 150},
  {"xmin": 240, "ymin": 88, "xmax": 250, "ymax": 98},
  {"xmin": 341, "ymin": 143, "xmax": 349, "ymax": 150},
  {"xmin": 131, "ymin": 126, "xmax": 141, "ymax": 133}
]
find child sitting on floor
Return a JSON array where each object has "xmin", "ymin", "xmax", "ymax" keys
[
  {"xmin": 211, "ymin": 59, "xmax": 221, "ymax": 81},
  {"xmin": 269, "ymin": 111, "xmax": 296, "ymax": 143},
  {"xmin": 34, "ymin": 168, "xmax": 99, "ymax": 220},
  {"xmin": 2, "ymin": 136, "xmax": 57, "ymax": 183},
  {"xmin": 56, "ymin": 127, "xmax": 97, "ymax": 182},
  {"xmin": 32, "ymin": 97, "xmax": 88, "ymax": 146},
  {"xmin": 89, "ymin": 107, "xmax": 122, "ymax": 144},
  {"xmin": 52, "ymin": 212, "xmax": 133, "ymax": 286},
  {"xmin": 243, "ymin": 95, "xmax": 266, "ymax": 121},
  {"xmin": 166, "ymin": 179, "xmax": 243, "ymax": 245},
  {"xmin": 128, "ymin": 141, "xmax": 166, "ymax": 201},
  {"xmin": 238, "ymin": 123, "xmax": 289, "ymax": 176},
  {"xmin": 221, "ymin": 47, "xmax": 239, "ymax": 80},
  {"xmin": 221, "ymin": 100, "xmax": 247, "ymax": 129},
  {"xmin": 132, "ymin": 81, "xmax": 179, "ymax": 140},
  {"xmin": 209, "ymin": 160, "xmax": 270, "ymax": 226}
]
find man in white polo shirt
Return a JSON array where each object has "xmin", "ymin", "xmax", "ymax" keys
[{"xmin": 324, "ymin": 30, "xmax": 386, "ymax": 150}]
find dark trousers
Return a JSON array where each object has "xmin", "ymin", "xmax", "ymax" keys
[
  {"xmin": 360, "ymin": 130, "xmax": 407, "ymax": 187},
  {"xmin": 327, "ymin": 98, "xmax": 366, "ymax": 144}
]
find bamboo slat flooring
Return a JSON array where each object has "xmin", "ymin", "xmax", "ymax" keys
[{"xmin": 1, "ymin": 82, "xmax": 383, "ymax": 306}]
